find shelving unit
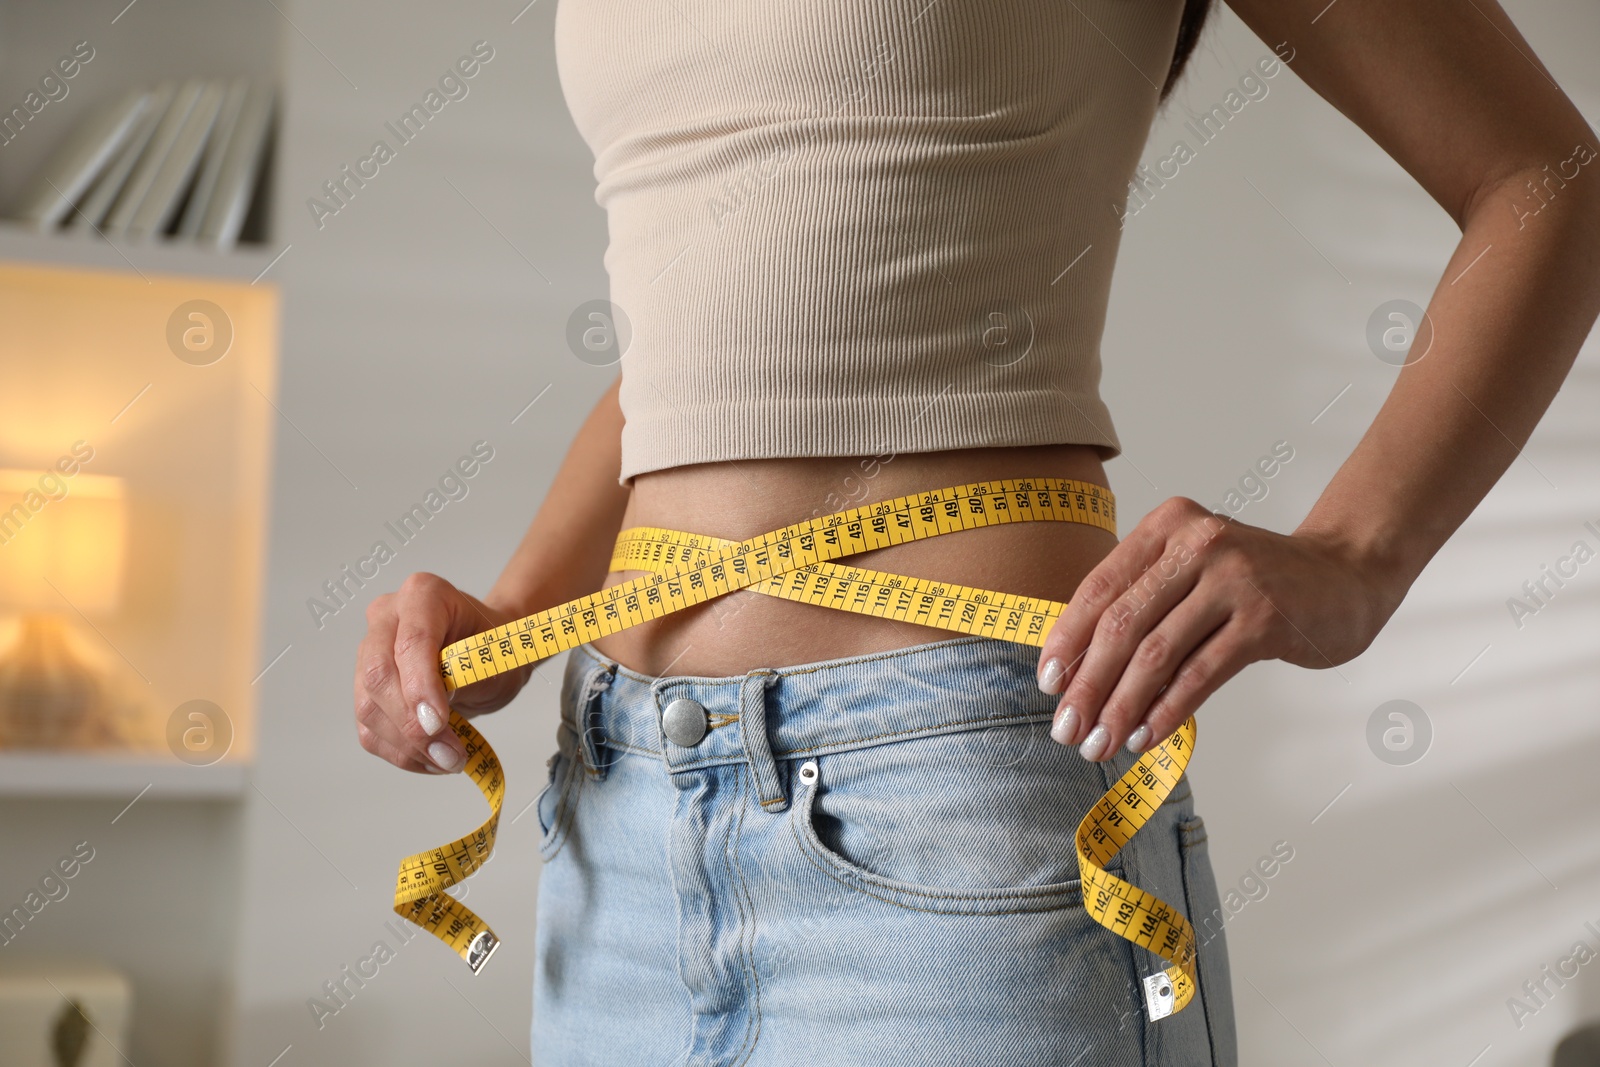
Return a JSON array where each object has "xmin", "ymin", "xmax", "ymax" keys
[
  {"xmin": 0, "ymin": 219, "xmax": 282, "ymax": 281},
  {"xmin": 0, "ymin": 9, "xmax": 288, "ymax": 1067},
  {"xmin": 0, "ymin": 0, "xmax": 283, "ymax": 251},
  {"xmin": 0, "ymin": 750, "xmax": 247, "ymax": 798}
]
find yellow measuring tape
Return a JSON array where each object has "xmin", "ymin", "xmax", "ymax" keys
[{"xmin": 392, "ymin": 476, "xmax": 1198, "ymax": 1020}]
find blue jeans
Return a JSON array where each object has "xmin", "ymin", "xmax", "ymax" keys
[{"xmin": 532, "ymin": 634, "xmax": 1238, "ymax": 1066}]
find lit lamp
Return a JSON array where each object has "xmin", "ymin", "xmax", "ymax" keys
[{"xmin": 0, "ymin": 470, "xmax": 129, "ymax": 749}]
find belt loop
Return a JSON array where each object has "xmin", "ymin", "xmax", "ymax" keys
[
  {"xmin": 740, "ymin": 670, "xmax": 787, "ymax": 812},
  {"xmin": 576, "ymin": 658, "xmax": 616, "ymax": 780}
]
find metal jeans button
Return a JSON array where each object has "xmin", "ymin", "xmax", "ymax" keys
[{"xmin": 661, "ymin": 697, "xmax": 708, "ymax": 747}]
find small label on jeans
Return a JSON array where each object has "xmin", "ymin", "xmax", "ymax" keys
[{"xmin": 1143, "ymin": 971, "xmax": 1175, "ymax": 1021}]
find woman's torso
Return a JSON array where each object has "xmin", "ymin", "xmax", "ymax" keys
[
  {"xmin": 589, "ymin": 443, "xmax": 1116, "ymax": 677},
  {"xmin": 555, "ymin": 0, "xmax": 1187, "ymax": 502},
  {"xmin": 561, "ymin": 1, "xmax": 1184, "ymax": 675}
]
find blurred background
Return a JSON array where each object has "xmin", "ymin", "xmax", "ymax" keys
[{"xmin": 0, "ymin": 0, "xmax": 1596, "ymax": 1064}]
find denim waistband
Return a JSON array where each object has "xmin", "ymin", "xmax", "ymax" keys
[{"xmin": 561, "ymin": 634, "xmax": 1067, "ymax": 813}]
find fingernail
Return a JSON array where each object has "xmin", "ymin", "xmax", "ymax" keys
[
  {"xmin": 1038, "ymin": 657, "xmax": 1068, "ymax": 695},
  {"xmin": 1079, "ymin": 723, "xmax": 1110, "ymax": 762},
  {"xmin": 428, "ymin": 740, "xmax": 464, "ymax": 772},
  {"xmin": 417, "ymin": 702, "xmax": 444, "ymax": 736},
  {"xmin": 1126, "ymin": 724, "xmax": 1151, "ymax": 753},
  {"xmin": 1050, "ymin": 705, "xmax": 1078, "ymax": 744}
]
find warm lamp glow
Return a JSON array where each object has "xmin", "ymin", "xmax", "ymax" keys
[
  {"xmin": 0, "ymin": 470, "xmax": 127, "ymax": 617},
  {"xmin": 0, "ymin": 263, "xmax": 280, "ymax": 757},
  {"xmin": 0, "ymin": 469, "xmax": 132, "ymax": 749}
]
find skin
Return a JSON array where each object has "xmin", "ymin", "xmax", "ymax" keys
[{"xmin": 354, "ymin": 0, "xmax": 1600, "ymax": 774}]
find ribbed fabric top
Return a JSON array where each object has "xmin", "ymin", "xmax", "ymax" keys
[{"xmin": 554, "ymin": 0, "xmax": 1187, "ymax": 486}]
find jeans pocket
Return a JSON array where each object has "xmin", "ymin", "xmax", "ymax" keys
[
  {"xmin": 787, "ymin": 719, "xmax": 1124, "ymax": 914},
  {"xmin": 1175, "ymin": 814, "xmax": 1239, "ymax": 1067},
  {"xmin": 536, "ymin": 720, "xmax": 582, "ymax": 861}
]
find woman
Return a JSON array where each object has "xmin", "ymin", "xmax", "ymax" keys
[{"xmin": 352, "ymin": 1, "xmax": 1600, "ymax": 1063}]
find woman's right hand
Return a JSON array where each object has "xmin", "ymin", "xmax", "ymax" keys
[{"xmin": 352, "ymin": 571, "xmax": 533, "ymax": 774}]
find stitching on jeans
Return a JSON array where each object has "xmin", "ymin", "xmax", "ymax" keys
[
  {"xmin": 542, "ymin": 722, "xmax": 582, "ymax": 857},
  {"xmin": 789, "ymin": 780, "xmax": 1106, "ymax": 909},
  {"xmin": 791, "ymin": 816, "xmax": 1092, "ymax": 903},
  {"xmin": 1173, "ymin": 816, "xmax": 1221, "ymax": 1066},
  {"xmin": 1122, "ymin": 924, "xmax": 1153, "ymax": 1067},
  {"xmin": 1176, "ymin": 813, "xmax": 1207, "ymax": 849},
  {"xmin": 1093, "ymin": 742, "xmax": 1159, "ymax": 1067},
  {"xmin": 605, "ymin": 714, "xmax": 1068, "ymax": 777},
  {"xmin": 743, "ymin": 674, "xmax": 786, "ymax": 810},
  {"xmin": 1103, "ymin": 744, "xmax": 1154, "ymax": 1067},
  {"xmin": 724, "ymin": 762, "xmax": 763, "ymax": 1066},
  {"xmin": 540, "ymin": 734, "xmax": 585, "ymax": 862},
  {"xmin": 595, "ymin": 738, "xmax": 656, "ymax": 757},
  {"xmin": 586, "ymin": 712, "xmax": 1064, "ymax": 767},
  {"xmin": 587, "ymin": 737, "xmax": 757, "ymax": 764},
  {"xmin": 790, "ymin": 828, "xmax": 1102, "ymax": 916},
  {"xmin": 775, "ymin": 711, "xmax": 1052, "ymax": 757},
  {"xmin": 662, "ymin": 677, "xmax": 743, "ymax": 690},
  {"xmin": 580, "ymin": 663, "xmax": 618, "ymax": 780}
]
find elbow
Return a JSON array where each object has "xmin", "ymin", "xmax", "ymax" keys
[{"xmin": 1457, "ymin": 141, "xmax": 1600, "ymax": 232}]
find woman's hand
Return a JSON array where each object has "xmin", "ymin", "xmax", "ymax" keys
[
  {"xmin": 352, "ymin": 572, "xmax": 532, "ymax": 774},
  {"xmin": 1037, "ymin": 496, "xmax": 1408, "ymax": 760}
]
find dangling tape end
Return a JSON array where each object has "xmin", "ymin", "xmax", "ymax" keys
[
  {"xmin": 1142, "ymin": 970, "xmax": 1175, "ymax": 1022},
  {"xmin": 465, "ymin": 929, "xmax": 500, "ymax": 975}
]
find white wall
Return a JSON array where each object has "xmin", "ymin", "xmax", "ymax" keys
[
  {"xmin": 214, "ymin": 2, "xmax": 1600, "ymax": 1065},
  {"xmin": 0, "ymin": 797, "xmax": 244, "ymax": 1065},
  {"xmin": 1110, "ymin": 5, "xmax": 1600, "ymax": 1066}
]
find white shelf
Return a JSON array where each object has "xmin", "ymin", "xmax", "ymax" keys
[
  {"xmin": 0, "ymin": 750, "xmax": 249, "ymax": 798},
  {"xmin": 0, "ymin": 221, "xmax": 282, "ymax": 283},
  {"xmin": 0, "ymin": 0, "xmax": 285, "ymax": 263}
]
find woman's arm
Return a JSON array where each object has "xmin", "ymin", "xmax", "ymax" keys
[
  {"xmin": 1039, "ymin": 0, "xmax": 1600, "ymax": 759},
  {"xmin": 1232, "ymin": 0, "xmax": 1600, "ymax": 589},
  {"xmin": 351, "ymin": 375, "xmax": 630, "ymax": 773},
  {"xmin": 1295, "ymin": 162, "xmax": 1600, "ymax": 590}
]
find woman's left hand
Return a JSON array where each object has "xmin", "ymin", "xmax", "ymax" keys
[{"xmin": 1037, "ymin": 496, "xmax": 1408, "ymax": 760}]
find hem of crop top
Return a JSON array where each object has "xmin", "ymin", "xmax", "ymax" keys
[{"xmin": 615, "ymin": 387, "xmax": 1122, "ymax": 488}]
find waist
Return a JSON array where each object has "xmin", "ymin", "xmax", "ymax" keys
[
  {"xmin": 590, "ymin": 443, "xmax": 1118, "ymax": 678},
  {"xmin": 565, "ymin": 634, "xmax": 1057, "ymax": 756}
]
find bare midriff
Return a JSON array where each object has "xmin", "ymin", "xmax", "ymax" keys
[{"xmin": 588, "ymin": 443, "xmax": 1120, "ymax": 678}]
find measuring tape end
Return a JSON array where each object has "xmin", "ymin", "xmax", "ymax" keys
[
  {"xmin": 466, "ymin": 929, "xmax": 500, "ymax": 974},
  {"xmin": 1142, "ymin": 971, "xmax": 1176, "ymax": 1021}
]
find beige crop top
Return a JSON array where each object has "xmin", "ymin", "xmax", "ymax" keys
[{"xmin": 553, "ymin": 0, "xmax": 1188, "ymax": 486}]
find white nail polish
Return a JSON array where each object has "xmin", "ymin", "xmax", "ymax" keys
[
  {"xmin": 1079, "ymin": 724, "xmax": 1110, "ymax": 762},
  {"xmin": 428, "ymin": 741, "xmax": 463, "ymax": 772},
  {"xmin": 1126, "ymin": 724, "xmax": 1151, "ymax": 753},
  {"xmin": 1038, "ymin": 657, "xmax": 1067, "ymax": 695},
  {"xmin": 417, "ymin": 702, "xmax": 443, "ymax": 736},
  {"xmin": 1051, "ymin": 705, "xmax": 1078, "ymax": 744}
]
